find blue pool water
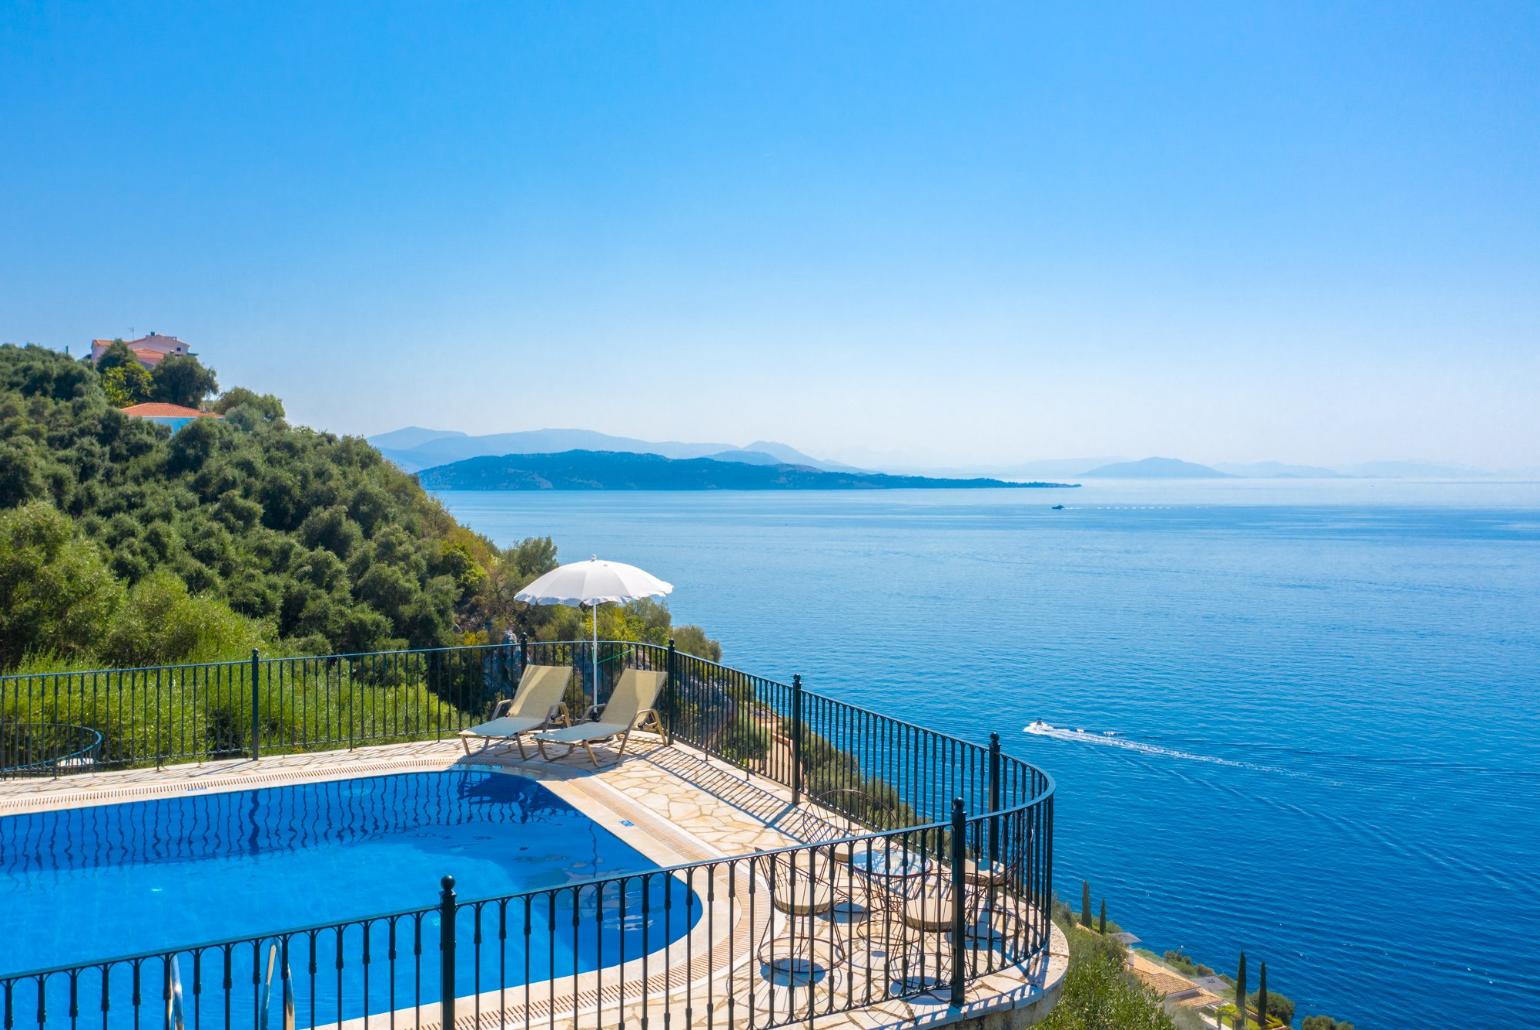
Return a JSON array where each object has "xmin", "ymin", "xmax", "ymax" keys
[
  {"xmin": 436, "ymin": 480, "xmax": 1540, "ymax": 1028},
  {"xmin": 1, "ymin": 770, "xmax": 697, "ymax": 1024}
]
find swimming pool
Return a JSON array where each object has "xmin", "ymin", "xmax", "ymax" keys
[{"xmin": 0, "ymin": 769, "xmax": 699, "ymax": 1025}]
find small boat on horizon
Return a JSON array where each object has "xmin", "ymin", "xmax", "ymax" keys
[{"xmin": 1051, "ymin": 504, "xmax": 1065, "ymax": 510}]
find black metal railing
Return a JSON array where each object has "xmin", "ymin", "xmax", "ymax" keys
[
  {"xmin": 0, "ymin": 646, "xmax": 519, "ymax": 774},
  {"xmin": 0, "ymin": 723, "xmax": 103, "ymax": 777},
  {"xmin": 0, "ymin": 641, "xmax": 1054, "ymax": 1029}
]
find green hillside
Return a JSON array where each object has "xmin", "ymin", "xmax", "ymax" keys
[{"xmin": 0, "ymin": 344, "xmax": 714, "ymax": 671}]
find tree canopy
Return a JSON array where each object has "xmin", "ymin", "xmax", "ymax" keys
[
  {"xmin": 101, "ymin": 362, "xmax": 153, "ymax": 406},
  {"xmin": 149, "ymin": 353, "xmax": 219, "ymax": 407}
]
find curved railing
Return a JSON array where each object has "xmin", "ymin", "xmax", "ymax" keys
[
  {"xmin": 0, "ymin": 722, "xmax": 103, "ymax": 776},
  {"xmin": 0, "ymin": 642, "xmax": 1054, "ymax": 1029}
]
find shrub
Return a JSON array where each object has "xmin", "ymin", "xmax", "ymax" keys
[
  {"xmin": 101, "ymin": 363, "xmax": 152, "ymax": 406},
  {"xmin": 1161, "ymin": 950, "xmax": 1215, "ymax": 979},
  {"xmin": 100, "ymin": 570, "xmax": 270, "ymax": 666},
  {"xmin": 0, "ymin": 502, "xmax": 124, "ymax": 668},
  {"xmin": 1249, "ymin": 984, "xmax": 1293, "ymax": 1026},
  {"xmin": 211, "ymin": 387, "xmax": 284, "ymax": 422},
  {"xmin": 150, "ymin": 353, "xmax": 218, "ymax": 408},
  {"xmin": 717, "ymin": 708, "xmax": 771, "ymax": 766},
  {"xmin": 1302, "ymin": 1017, "xmax": 1353, "ymax": 1030},
  {"xmin": 1041, "ymin": 921, "xmax": 1175, "ymax": 1029}
]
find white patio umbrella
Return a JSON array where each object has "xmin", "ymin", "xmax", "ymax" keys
[{"xmin": 514, "ymin": 557, "xmax": 674, "ymax": 707}]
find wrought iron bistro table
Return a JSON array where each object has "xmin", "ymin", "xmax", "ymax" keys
[
  {"xmin": 845, "ymin": 845, "xmax": 951, "ymax": 994},
  {"xmin": 845, "ymin": 844, "xmax": 932, "ymax": 934},
  {"xmin": 847, "ymin": 845, "xmax": 931, "ymax": 882}
]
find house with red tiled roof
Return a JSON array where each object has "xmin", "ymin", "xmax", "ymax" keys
[
  {"xmin": 120, "ymin": 402, "xmax": 221, "ymax": 432},
  {"xmin": 90, "ymin": 333, "xmax": 192, "ymax": 370}
]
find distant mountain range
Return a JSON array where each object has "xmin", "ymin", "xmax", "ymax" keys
[
  {"xmin": 369, "ymin": 426, "xmax": 859, "ymax": 474},
  {"xmin": 1073, "ymin": 456, "xmax": 1535, "ymax": 479},
  {"xmin": 1081, "ymin": 457, "xmax": 1232, "ymax": 479},
  {"xmin": 415, "ymin": 450, "xmax": 1078, "ymax": 491},
  {"xmin": 1074, "ymin": 457, "xmax": 1540, "ymax": 479},
  {"xmin": 369, "ymin": 427, "xmax": 1534, "ymax": 481}
]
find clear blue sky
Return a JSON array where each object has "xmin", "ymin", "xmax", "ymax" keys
[{"xmin": 3, "ymin": 2, "xmax": 1536, "ymax": 469}]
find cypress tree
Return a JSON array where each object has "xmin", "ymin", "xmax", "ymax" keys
[
  {"xmin": 1098, "ymin": 898, "xmax": 1107, "ymax": 934},
  {"xmin": 1236, "ymin": 952, "xmax": 1248, "ymax": 1027},
  {"xmin": 1258, "ymin": 961, "xmax": 1269, "ymax": 1028},
  {"xmin": 1080, "ymin": 880, "xmax": 1092, "ymax": 927}
]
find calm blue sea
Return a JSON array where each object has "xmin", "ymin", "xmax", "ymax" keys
[{"xmin": 434, "ymin": 480, "xmax": 1540, "ymax": 1028}]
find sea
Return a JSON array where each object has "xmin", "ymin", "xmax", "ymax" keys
[{"xmin": 433, "ymin": 479, "xmax": 1540, "ymax": 1028}]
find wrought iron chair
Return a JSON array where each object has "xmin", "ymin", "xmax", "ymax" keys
[
  {"xmin": 749, "ymin": 846, "xmax": 855, "ymax": 1017},
  {"xmin": 807, "ymin": 786, "xmax": 874, "ymax": 859}
]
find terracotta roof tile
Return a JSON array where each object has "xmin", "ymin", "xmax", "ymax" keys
[
  {"xmin": 119, "ymin": 403, "xmax": 221, "ymax": 419},
  {"xmin": 129, "ymin": 347, "xmax": 170, "ymax": 366}
]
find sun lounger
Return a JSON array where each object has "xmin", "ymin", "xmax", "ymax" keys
[
  {"xmin": 458, "ymin": 664, "xmax": 573, "ymax": 757},
  {"xmin": 533, "ymin": 668, "xmax": 667, "ymax": 766}
]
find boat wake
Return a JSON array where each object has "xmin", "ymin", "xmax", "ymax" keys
[{"xmin": 1023, "ymin": 721, "xmax": 1280, "ymax": 773}]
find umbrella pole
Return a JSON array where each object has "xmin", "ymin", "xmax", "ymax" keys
[{"xmin": 591, "ymin": 602, "xmax": 599, "ymax": 710}]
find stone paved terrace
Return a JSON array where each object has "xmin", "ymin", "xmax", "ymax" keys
[{"xmin": 0, "ymin": 731, "xmax": 1067, "ymax": 1029}]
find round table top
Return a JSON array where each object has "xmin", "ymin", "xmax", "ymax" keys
[{"xmin": 847, "ymin": 846, "xmax": 930, "ymax": 879}]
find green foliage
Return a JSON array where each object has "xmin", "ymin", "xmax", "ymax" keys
[
  {"xmin": 149, "ymin": 353, "xmax": 219, "ymax": 408},
  {"xmin": 0, "ymin": 502, "xmax": 124, "ymax": 667},
  {"xmin": 1161, "ymin": 951, "xmax": 1214, "ymax": 978},
  {"xmin": 0, "ymin": 654, "xmax": 480, "ymax": 767},
  {"xmin": 101, "ymin": 363, "xmax": 153, "ymax": 406},
  {"xmin": 1042, "ymin": 916, "xmax": 1176, "ymax": 1030},
  {"xmin": 100, "ymin": 570, "xmax": 269, "ymax": 666},
  {"xmin": 0, "ymin": 438, "xmax": 48, "ymax": 506},
  {"xmin": 1082, "ymin": 880, "xmax": 1093, "ymax": 927},
  {"xmin": 472, "ymin": 535, "xmax": 559, "ymax": 634},
  {"xmin": 93, "ymin": 340, "xmax": 135, "ymax": 374},
  {"xmin": 533, "ymin": 597, "xmax": 719, "ymax": 661},
  {"xmin": 1098, "ymin": 898, "xmax": 1107, "ymax": 935},
  {"xmin": 1248, "ymin": 984, "xmax": 1292, "ymax": 1026},
  {"xmin": 670, "ymin": 622, "xmax": 721, "ymax": 662},
  {"xmin": 211, "ymin": 387, "xmax": 284, "ymax": 422},
  {"xmin": 717, "ymin": 707, "xmax": 771, "ymax": 765},
  {"xmin": 0, "ymin": 345, "xmax": 482, "ymax": 662},
  {"xmin": 0, "ymin": 344, "xmax": 720, "ymax": 671},
  {"xmin": 795, "ymin": 723, "xmax": 914, "ymax": 829},
  {"xmin": 1302, "ymin": 1016, "xmax": 1354, "ymax": 1030}
]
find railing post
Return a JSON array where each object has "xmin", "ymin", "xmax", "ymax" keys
[
  {"xmin": 950, "ymin": 797, "xmax": 967, "ymax": 1007},
  {"xmin": 439, "ymin": 875, "xmax": 456, "ymax": 1027},
  {"xmin": 1043, "ymin": 793, "xmax": 1054, "ymax": 949},
  {"xmin": 250, "ymin": 649, "xmax": 261, "ymax": 761},
  {"xmin": 988, "ymin": 732, "xmax": 1001, "ymax": 870},
  {"xmin": 790, "ymin": 674, "xmax": 803, "ymax": 806},
  {"xmin": 665, "ymin": 638, "xmax": 677, "ymax": 745}
]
